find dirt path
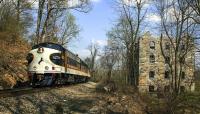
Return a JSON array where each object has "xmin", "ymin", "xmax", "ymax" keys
[{"xmin": 0, "ymin": 82, "xmax": 145, "ymax": 114}]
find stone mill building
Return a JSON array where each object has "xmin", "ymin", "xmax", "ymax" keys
[{"xmin": 137, "ymin": 32, "xmax": 195, "ymax": 93}]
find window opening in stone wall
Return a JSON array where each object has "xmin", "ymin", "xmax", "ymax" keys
[
  {"xmin": 150, "ymin": 41, "xmax": 155, "ymax": 49},
  {"xmin": 165, "ymin": 56, "xmax": 170, "ymax": 64},
  {"xmin": 165, "ymin": 42, "xmax": 170, "ymax": 50},
  {"xmin": 149, "ymin": 85, "xmax": 154, "ymax": 92},
  {"xmin": 182, "ymin": 71, "xmax": 185, "ymax": 79},
  {"xmin": 149, "ymin": 71, "xmax": 155, "ymax": 79},
  {"xmin": 165, "ymin": 71, "xmax": 170, "ymax": 79},
  {"xmin": 150, "ymin": 54, "xmax": 155, "ymax": 63},
  {"xmin": 180, "ymin": 42, "xmax": 185, "ymax": 51},
  {"xmin": 180, "ymin": 86, "xmax": 185, "ymax": 93},
  {"xmin": 164, "ymin": 85, "xmax": 170, "ymax": 92},
  {"xmin": 140, "ymin": 68, "xmax": 144, "ymax": 74}
]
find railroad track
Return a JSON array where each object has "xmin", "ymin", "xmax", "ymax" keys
[
  {"xmin": 0, "ymin": 82, "xmax": 92, "ymax": 98},
  {"xmin": 0, "ymin": 86, "xmax": 54, "ymax": 98}
]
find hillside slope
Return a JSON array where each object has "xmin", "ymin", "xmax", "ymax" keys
[{"xmin": 0, "ymin": 32, "xmax": 30, "ymax": 89}]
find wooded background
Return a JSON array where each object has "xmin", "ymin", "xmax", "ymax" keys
[{"xmin": 0, "ymin": 0, "xmax": 200, "ymax": 113}]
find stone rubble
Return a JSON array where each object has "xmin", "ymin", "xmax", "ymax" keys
[{"xmin": 0, "ymin": 82, "xmax": 146, "ymax": 114}]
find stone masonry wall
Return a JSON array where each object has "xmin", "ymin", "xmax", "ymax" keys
[{"xmin": 138, "ymin": 32, "xmax": 195, "ymax": 92}]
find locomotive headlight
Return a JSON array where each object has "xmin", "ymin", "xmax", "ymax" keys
[
  {"xmin": 37, "ymin": 47, "xmax": 44, "ymax": 53},
  {"xmin": 45, "ymin": 66, "xmax": 49, "ymax": 70}
]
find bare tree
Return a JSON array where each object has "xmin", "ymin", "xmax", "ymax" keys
[
  {"xmin": 0, "ymin": 0, "xmax": 32, "ymax": 36},
  {"xmin": 35, "ymin": 0, "xmax": 91, "ymax": 44},
  {"xmin": 107, "ymin": 0, "xmax": 147, "ymax": 86},
  {"xmin": 100, "ymin": 41, "xmax": 120, "ymax": 82},
  {"xmin": 87, "ymin": 42, "xmax": 99, "ymax": 78},
  {"xmin": 186, "ymin": 0, "xmax": 200, "ymax": 24},
  {"xmin": 58, "ymin": 12, "xmax": 80, "ymax": 46},
  {"xmin": 36, "ymin": 0, "xmax": 45, "ymax": 43},
  {"xmin": 154, "ymin": 0, "xmax": 197, "ymax": 94}
]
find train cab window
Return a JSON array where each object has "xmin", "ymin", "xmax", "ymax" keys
[
  {"xmin": 26, "ymin": 53, "xmax": 34, "ymax": 64},
  {"xmin": 50, "ymin": 53, "xmax": 63, "ymax": 66}
]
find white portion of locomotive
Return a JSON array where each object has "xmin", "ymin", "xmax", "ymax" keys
[
  {"xmin": 27, "ymin": 43, "xmax": 90, "ymax": 86},
  {"xmin": 27, "ymin": 47, "xmax": 65, "ymax": 74}
]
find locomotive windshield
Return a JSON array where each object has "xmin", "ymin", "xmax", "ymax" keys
[
  {"xmin": 50, "ymin": 53, "xmax": 63, "ymax": 66},
  {"xmin": 32, "ymin": 43, "xmax": 64, "ymax": 51}
]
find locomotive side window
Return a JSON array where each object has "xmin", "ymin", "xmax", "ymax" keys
[
  {"xmin": 68, "ymin": 58, "xmax": 78, "ymax": 67},
  {"xmin": 26, "ymin": 53, "xmax": 34, "ymax": 64},
  {"xmin": 81, "ymin": 60, "xmax": 89, "ymax": 73},
  {"xmin": 50, "ymin": 53, "xmax": 63, "ymax": 66}
]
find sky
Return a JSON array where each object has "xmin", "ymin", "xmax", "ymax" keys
[
  {"xmin": 68, "ymin": 0, "xmax": 161, "ymax": 59},
  {"xmin": 69, "ymin": 0, "xmax": 115, "ymax": 59},
  {"xmin": 32, "ymin": 0, "xmax": 160, "ymax": 59}
]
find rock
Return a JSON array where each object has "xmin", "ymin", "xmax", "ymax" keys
[
  {"xmin": 107, "ymin": 103, "xmax": 124, "ymax": 113},
  {"xmin": 107, "ymin": 105, "xmax": 112, "ymax": 109},
  {"xmin": 113, "ymin": 103, "xmax": 124, "ymax": 112},
  {"xmin": 18, "ymin": 74, "xmax": 24, "ymax": 79},
  {"xmin": 107, "ymin": 97, "xmax": 118, "ymax": 105},
  {"xmin": 98, "ymin": 100, "xmax": 105, "ymax": 105},
  {"xmin": 2, "ymin": 74, "xmax": 17, "ymax": 89},
  {"xmin": 11, "ymin": 73, "xmax": 17, "ymax": 77},
  {"xmin": 103, "ymin": 82, "xmax": 117, "ymax": 92},
  {"xmin": 89, "ymin": 106, "xmax": 99, "ymax": 113},
  {"xmin": 103, "ymin": 86, "xmax": 110, "ymax": 92},
  {"xmin": 121, "ymin": 95, "xmax": 127, "ymax": 101}
]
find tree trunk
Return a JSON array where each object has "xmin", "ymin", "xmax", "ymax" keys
[
  {"xmin": 107, "ymin": 68, "xmax": 112, "ymax": 82},
  {"xmin": 16, "ymin": 0, "xmax": 20, "ymax": 36},
  {"xmin": 36, "ymin": 0, "xmax": 45, "ymax": 44},
  {"xmin": 127, "ymin": 51, "xmax": 135, "ymax": 86}
]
